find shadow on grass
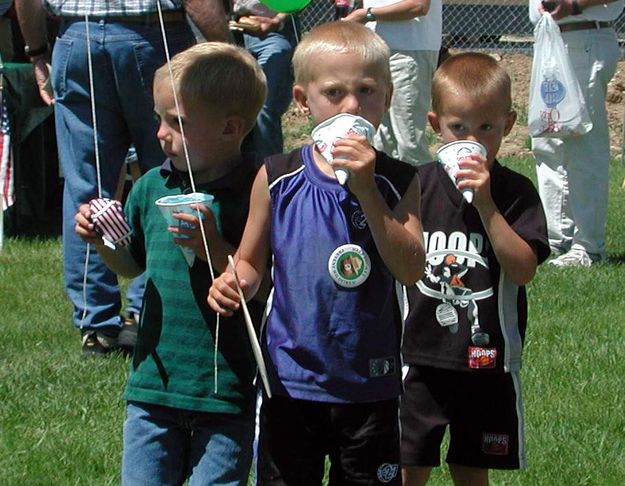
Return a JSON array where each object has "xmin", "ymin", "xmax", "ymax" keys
[{"xmin": 607, "ymin": 253, "xmax": 625, "ymax": 265}]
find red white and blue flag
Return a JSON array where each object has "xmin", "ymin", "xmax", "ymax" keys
[{"xmin": 0, "ymin": 82, "xmax": 13, "ymax": 211}]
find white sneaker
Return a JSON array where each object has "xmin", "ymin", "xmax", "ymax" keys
[{"xmin": 548, "ymin": 248, "xmax": 596, "ymax": 268}]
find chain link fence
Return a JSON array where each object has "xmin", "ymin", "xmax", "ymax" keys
[{"xmin": 296, "ymin": 0, "xmax": 625, "ymax": 52}]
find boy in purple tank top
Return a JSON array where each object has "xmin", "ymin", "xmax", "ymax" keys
[{"xmin": 208, "ymin": 21, "xmax": 425, "ymax": 486}]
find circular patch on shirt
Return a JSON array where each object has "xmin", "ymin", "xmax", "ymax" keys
[
  {"xmin": 350, "ymin": 210, "xmax": 367, "ymax": 230},
  {"xmin": 328, "ymin": 244, "xmax": 371, "ymax": 288}
]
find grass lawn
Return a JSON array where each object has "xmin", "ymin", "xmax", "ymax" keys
[{"xmin": 1, "ymin": 156, "xmax": 624, "ymax": 484}]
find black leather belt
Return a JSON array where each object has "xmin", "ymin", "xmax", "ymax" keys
[{"xmin": 559, "ymin": 21, "xmax": 613, "ymax": 33}]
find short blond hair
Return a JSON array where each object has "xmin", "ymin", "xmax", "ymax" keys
[
  {"xmin": 293, "ymin": 21, "xmax": 391, "ymax": 87},
  {"xmin": 154, "ymin": 42, "xmax": 267, "ymax": 133},
  {"xmin": 432, "ymin": 52, "xmax": 512, "ymax": 115}
]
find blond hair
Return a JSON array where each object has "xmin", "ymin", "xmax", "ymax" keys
[
  {"xmin": 154, "ymin": 42, "xmax": 267, "ymax": 133},
  {"xmin": 432, "ymin": 52, "xmax": 512, "ymax": 114},
  {"xmin": 293, "ymin": 21, "xmax": 391, "ymax": 86}
]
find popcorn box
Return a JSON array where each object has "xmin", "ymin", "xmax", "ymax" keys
[{"xmin": 88, "ymin": 198, "xmax": 132, "ymax": 250}]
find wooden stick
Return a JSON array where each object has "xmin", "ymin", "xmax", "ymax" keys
[{"xmin": 228, "ymin": 255, "xmax": 272, "ymax": 398}]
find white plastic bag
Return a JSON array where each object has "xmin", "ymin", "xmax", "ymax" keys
[{"xmin": 528, "ymin": 13, "xmax": 592, "ymax": 138}]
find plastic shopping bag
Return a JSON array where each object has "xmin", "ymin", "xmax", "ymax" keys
[{"xmin": 528, "ymin": 13, "xmax": 592, "ymax": 138}]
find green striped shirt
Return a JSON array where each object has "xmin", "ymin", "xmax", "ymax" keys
[{"xmin": 123, "ymin": 157, "xmax": 261, "ymax": 416}]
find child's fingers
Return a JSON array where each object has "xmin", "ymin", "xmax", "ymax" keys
[
  {"xmin": 74, "ymin": 211, "xmax": 93, "ymax": 229},
  {"xmin": 457, "ymin": 153, "xmax": 486, "ymax": 169},
  {"xmin": 207, "ymin": 276, "xmax": 242, "ymax": 316}
]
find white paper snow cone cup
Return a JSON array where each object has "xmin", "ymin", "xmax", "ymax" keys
[
  {"xmin": 436, "ymin": 140, "xmax": 487, "ymax": 204},
  {"xmin": 155, "ymin": 192, "xmax": 215, "ymax": 266},
  {"xmin": 311, "ymin": 113, "xmax": 375, "ymax": 185}
]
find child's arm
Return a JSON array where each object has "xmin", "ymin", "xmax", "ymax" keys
[
  {"xmin": 169, "ymin": 203, "xmax": 235, "ymax": 274},
  {"xmin": 207, "ymin": 166, "xmax": 272, "ymax": 316},
  {"xmin": 332, "ymin": 137, "xmax": 426, "ymax": 286},
  {"xmin": 457, "ymin": 156, "xmax": 538, "ymax": 285},
  {"xmin": 74, "ymin": 204, "xmax": 143, "ymax": 278}
]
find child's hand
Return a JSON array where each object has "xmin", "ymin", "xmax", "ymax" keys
[
  {"xmin": 207, "ymin": 272, "xmax": 248, "ymax": 317},
  {"xmin": 74, "ymin": 203, "xmax": 104, "ymax": 245},
  {"xmin": 456, "ymin": 154, "xmax": 494, "ymax": 211},
  {"xmin": 170, "ymin": 203, "xmax": 217, "ymax": 260},
  {"xmin": 330, "ymin": 134, "xmax": 377, "ymax": 197}
]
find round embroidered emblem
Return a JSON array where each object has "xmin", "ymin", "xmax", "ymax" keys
[{"xmin": 377, "ymin": 463, "xmax": 399, "ymax": 483}]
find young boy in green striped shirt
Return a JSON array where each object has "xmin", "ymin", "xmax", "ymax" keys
[{"xmin": 74, "ymin": 42, "xmax": 267, "ymax": 485}]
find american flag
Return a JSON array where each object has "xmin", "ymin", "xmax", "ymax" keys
[{"xmin": 0, "ymin": 79, "xmax": 13, "ymax": 211}]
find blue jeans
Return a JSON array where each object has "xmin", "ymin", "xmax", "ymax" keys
[
  {"xmin": 244, "ymin": 26, "xmax": 295, "ymax": 161},
  {"xmin": 51, "ymin": 18, "xmax": 194, "ymax": 330},
  {"xmin": 122, "ymin": 401, "xmax": 255, "ymax": 486}
]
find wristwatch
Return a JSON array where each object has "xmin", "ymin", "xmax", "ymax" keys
[
  {"xmin": 24, "ymin": 43, "xmax": 49, "ymax": 59},
  {"xmin": 365, "ymin": 7, "xmax": 377, "ymax": 22}
]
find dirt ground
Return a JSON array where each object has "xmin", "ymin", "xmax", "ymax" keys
[{"xmin": 283, "ymin": 52, "xmax": 625, "ymax": 159}]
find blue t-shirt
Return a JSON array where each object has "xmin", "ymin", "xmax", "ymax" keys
[{"xmin": 263, "ymin": 145, "xmax": 416, "ymax": 403}]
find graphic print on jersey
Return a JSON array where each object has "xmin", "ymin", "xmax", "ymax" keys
[{"xmin": 417, "ymin": 230, "xmax": 496, "ymax": 366}]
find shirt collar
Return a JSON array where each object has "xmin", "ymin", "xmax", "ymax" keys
[{"xmin": 159, "ymin": 153, "xmax": 258, "ymax": 192}]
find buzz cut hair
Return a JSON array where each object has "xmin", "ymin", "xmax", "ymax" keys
[
  {"xmin": 292, "ymin": 21, "xmax": 391, "ymax": 87},
  {"xmin": 154, "ymin": 42, "xmax": 267, "ymax": 133},
  {"xmin": 431, "ymin": 52, "xmax": 512, "ymax": 115}
]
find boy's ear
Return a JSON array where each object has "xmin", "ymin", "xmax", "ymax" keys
[
  {"xmin": 504, "ymin": 110, "xmax": 517, "ymax": 136},
  {"xmin": 293, "ymin": 84, "xmax": 310, "ymax": 115},
  {"xmin": 427, "ymin": 111, "xmax": 441, "ymax": 133},
  {"xmin": 222, "ymin": 116, "xmax": 246, "ymax": 140}
]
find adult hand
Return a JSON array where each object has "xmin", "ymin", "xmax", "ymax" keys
[
  {"xmin": 239, "ymin": 15, "xmax": 285, "ymax": 35},
  {"xmin": 31, "ymin": 57, "xmax": 54, "ymax": 105},
  {"xmin": 343, "ymin": 8, "xmax": 367, "ymax": 23},
  {"xmin": 539, "ymin": 0, "xmax": 577, "ymax": 21}
]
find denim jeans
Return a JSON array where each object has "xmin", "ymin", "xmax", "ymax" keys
[
  {"xmin": 51, "ymin": 18, "xmax": 194, "ymax": 330},
  {"xmin": 244, "ymin": 25, "xmax": 295, "ymax": 162},
  {"xmin": 122, "ymin": 401, "xmax": 255, "ymax": 486}
]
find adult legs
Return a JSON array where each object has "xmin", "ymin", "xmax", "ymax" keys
[
  {"xmin": 244, "ymin": 29, "xmax": 294, "ymax": 161},
  {"xmin": 374, "ymin": 50, "xmax": 438, "ymax": 166},
  {"xmin": 52, "ymin": 19, "xmax": 193, "ymax": 340},
  {"xmin": 533, "ymin": 28, "xmax": 619, "ymax": 261},
  {"xmin": 53, "ymin": 20, "xmax": 133, "ymax": 333}
]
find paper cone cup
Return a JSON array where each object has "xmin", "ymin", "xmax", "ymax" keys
[
  {"xmin": 436, "ymin": 141, "xmax": 487, "ymax": 204},
  {"xmin": 311, "ymin": 114, "xmax": 375, "ymax": 185},
  {"xmin": 155, "ymin": 192, "xmax": 214, "ymax": 266}
]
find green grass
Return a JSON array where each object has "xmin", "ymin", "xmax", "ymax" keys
[{"xmin": 1, "ymin": 158, "xmax": 624, "ymax": 484}]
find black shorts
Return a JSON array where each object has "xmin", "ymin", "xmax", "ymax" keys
[
  {"xmin": 400, "ymin": 365, "xmax": 525, "ymax": 470},
  {"xmin": 257, "ymin": 394, "xmax": 401, "ymax": 485}
]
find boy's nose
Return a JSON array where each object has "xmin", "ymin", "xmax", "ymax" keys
[
  {"xmin": 342, "ymin": 95, "xmax": 361, "ymax": 115},
  {"xmin": 156, "ymin": 125, "xmax": 169, "ymax": 142}
]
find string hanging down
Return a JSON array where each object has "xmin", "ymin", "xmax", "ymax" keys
[
  {"xmin": 155, "ymin": 1, "xmax": 224, "ymax": 393},
  {"xmin": 80, "ymin": 14, "xmax": 100, "ymax": 328}
]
